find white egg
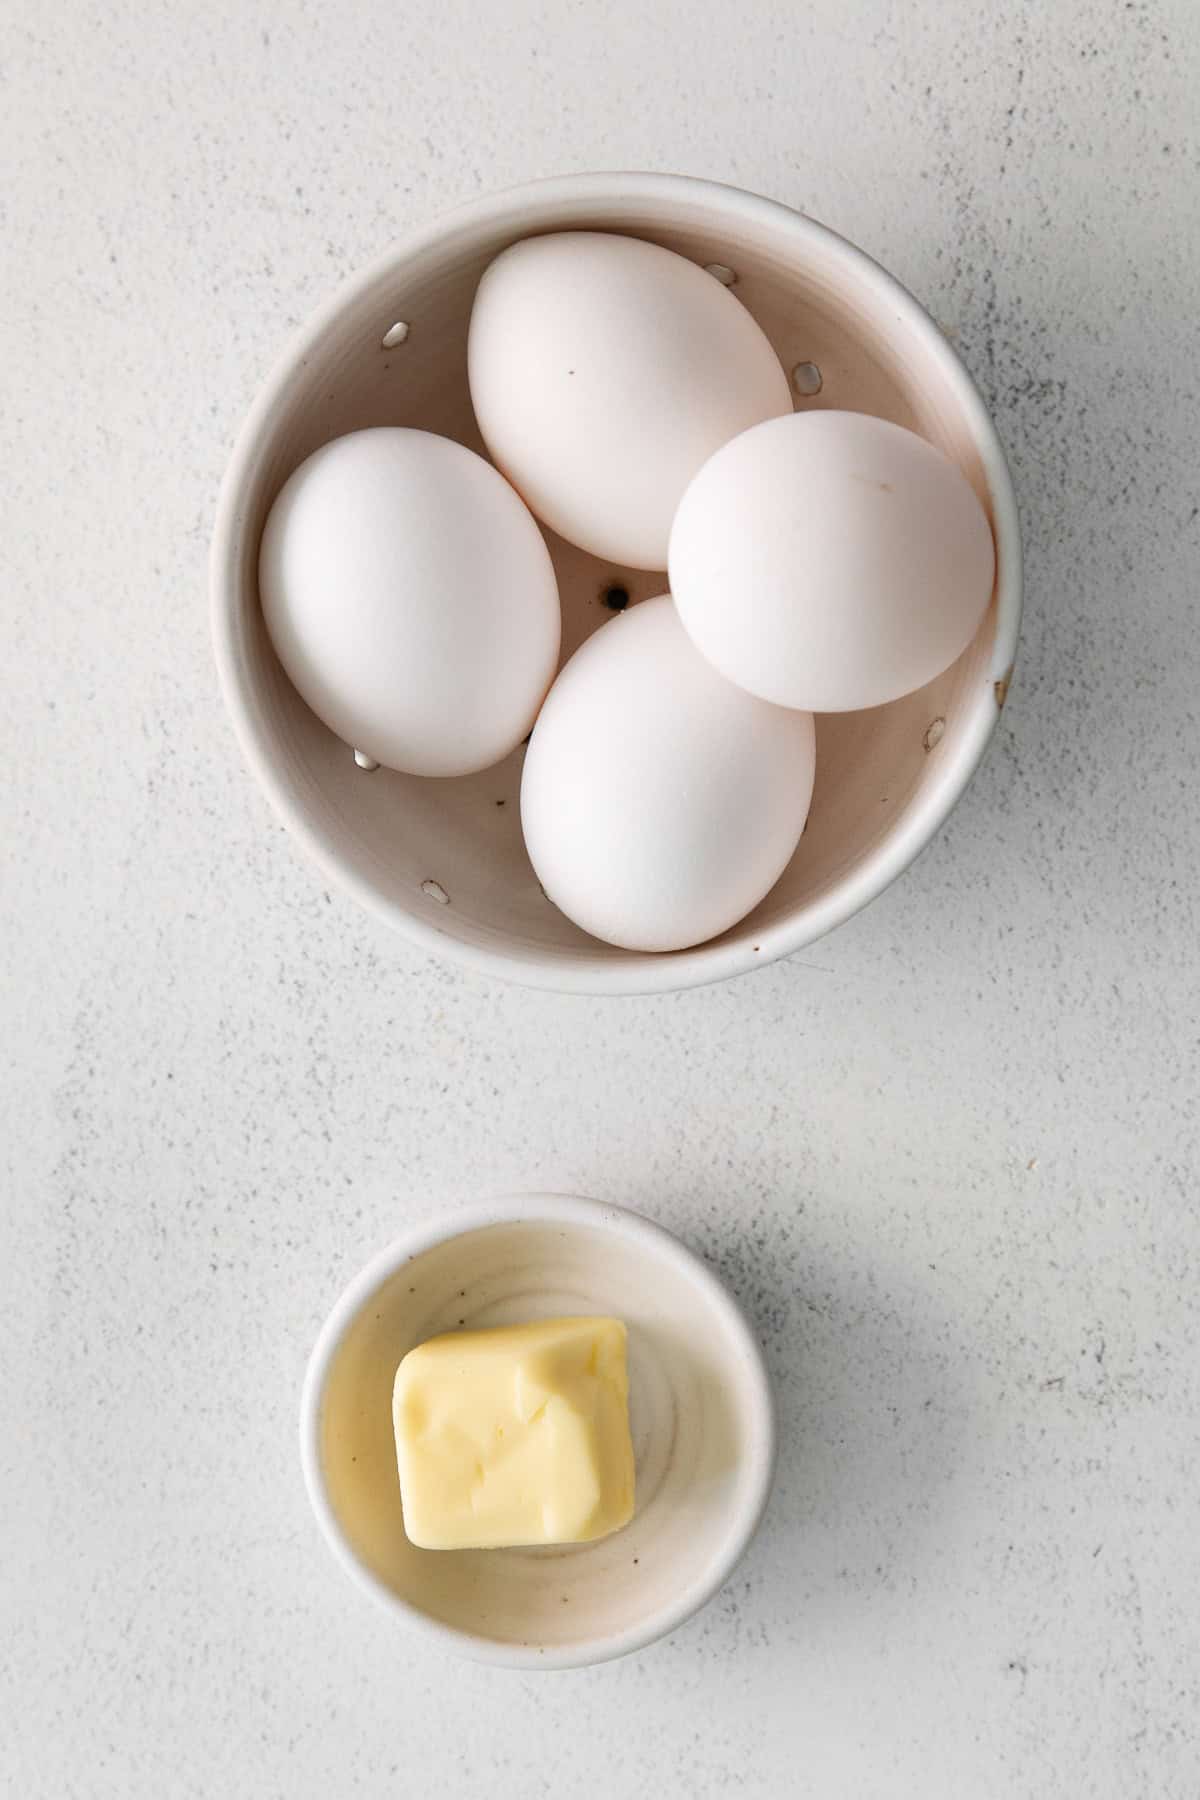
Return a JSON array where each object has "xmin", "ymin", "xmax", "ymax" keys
[
  {"xmin": 670, "ymin": 410, "xmax": 996, "ymax": 712},
  {"xmin": 468, "ymin": 232, "xmax": 791, "ymax": 571},
  {"xmin": 520, "ymin": 597, "xmax": 815, "ymax": 952},
  {"xmin": 259, "ymin": 428, "xmax": 560, "ymax": 777}
]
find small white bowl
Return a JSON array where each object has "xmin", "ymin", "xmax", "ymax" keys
[
  {"xmin": 299, "ymin": 1195, "xmax": 776, "ymax": 1669},
  {"xmin": 212, "ymin": 172, "xmax": 1021, "ymax": 994}
]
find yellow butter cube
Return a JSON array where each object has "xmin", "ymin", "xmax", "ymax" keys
[{"xmin": 392, "ymin": 1316, "xmax": 635, "ymax": 1550}]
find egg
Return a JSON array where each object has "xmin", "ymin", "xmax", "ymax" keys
[
  {"xmin": 669, "ymin": 410, "xmax": 996, "ymax": 712},
  {"xmin": 259, "ymin": 427, "xmax": 560, "ymax": 777},
  {"xmin": 468, "ymin": 232, "xmax": 791, "ymax": 571},
  {"xmin": 520, "ymin": 597, "xmax": 816, "ymax": 952}
]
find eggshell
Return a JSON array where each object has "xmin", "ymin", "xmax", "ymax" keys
[
  {"xmin": 520, "ymin": 596, "xmax": 816, "ymax": 952},
  {"xmin": 669, "ymin": 410, "xmax": 996, "ymax": 712},
  {"xmin": 259, "ymin": 427, "xmax": 560, "ymax": 777},
  {"xmin": 468, "ymin": 233, "xmax": 791, "ymax": 571}
]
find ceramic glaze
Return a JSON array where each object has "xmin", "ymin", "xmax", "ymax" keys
[
  {"xmin": 300, "ymin": 1195, "xmax": 777, "ymax": 1669},
  {"xmin": 211, "ymin": 173, "xmax": 1021, "ymax": 994}
]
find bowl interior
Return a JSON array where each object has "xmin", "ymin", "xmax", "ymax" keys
[
  {"xmin": 313, "ymin": 1211, "xmax": 772, "ymax": 1661},
  {"xmin": 219, "ymin": 180, "xmax": 1013, "ymax": 982}
]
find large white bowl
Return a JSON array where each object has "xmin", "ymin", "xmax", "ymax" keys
[
  {"xmin": 212, "ymin": 173, "xmax": 1021, "ymax": 995},
  {"xmin": 299, "ymin": 1195, "xmax": 776, "ymax": 1669}
]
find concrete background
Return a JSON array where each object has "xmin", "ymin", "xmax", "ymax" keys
[{"xmin": 3, "ymin": 0, "xmax": 1198, "ymax": 1793}]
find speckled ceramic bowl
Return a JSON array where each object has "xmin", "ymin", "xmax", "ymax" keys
[
  {"xmin": 212, "ymin": 172, "xmax": 1021, "ymax": 994},
  {"xmin": 299, "ymin": 1195, "xmax": 776, "ymax": 1669}
]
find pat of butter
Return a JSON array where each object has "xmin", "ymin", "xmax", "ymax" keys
[{"xmin": 392, "ymin": 1316, "xmax": 635, "ymax": 1550}]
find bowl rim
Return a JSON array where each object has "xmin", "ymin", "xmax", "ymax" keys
[
  {"xmin": 212, "ymin": 170, "xmax": 1022, "ymax": 996},
  {"xmin": 298, "ymin": 1192, "xmax": 778, "ymax": 1670}
]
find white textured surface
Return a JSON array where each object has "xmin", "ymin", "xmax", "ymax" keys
[{"xmin": 2, "ymin": 0, "xmax": 1198, "ymax": 1794}]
